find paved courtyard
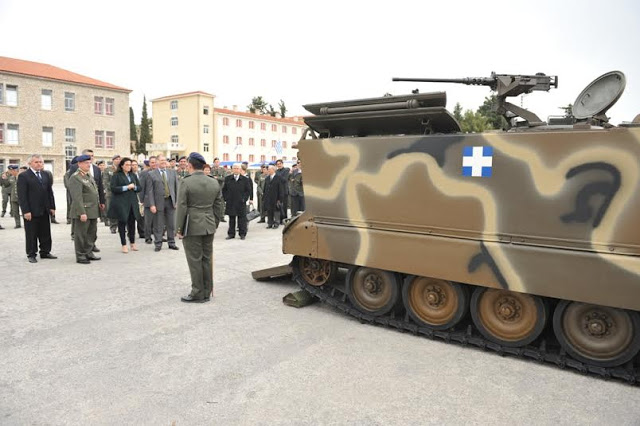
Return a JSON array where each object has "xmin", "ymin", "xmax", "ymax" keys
[{"xmin": 1, "ymin": 184, "xmax": 639, "ymax": 425}]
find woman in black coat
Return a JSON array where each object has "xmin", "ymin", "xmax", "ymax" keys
[{"xmin": 107, "ymin": 157, "xmax": 142, "ymax": 253}]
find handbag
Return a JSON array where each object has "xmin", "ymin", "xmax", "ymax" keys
[
  {"xmin": 246, "ymin": 207, "xmax": 260, "ymax": 222},
  {"xmin": 139, "ymin": 203, "xmax": 144, "ymax": 217}
]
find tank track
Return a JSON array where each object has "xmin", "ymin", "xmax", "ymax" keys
[{"xmin": 291, "ymin": 265, "xmax": 640, "ymax": 386}]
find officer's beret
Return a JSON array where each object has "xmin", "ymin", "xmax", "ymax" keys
[
  {"xmin": 112, "ymin": 154, "xmax": 121, "ymax": 160},
  {"xmin": 143, "ymin": 160, "xmax": 150, "ymax": 166},
  {"xmin": 188, "ymin": 152, "xmax": 206, "ymax": 164},
  {"xmin": 8, "ymin": 165, "xmax": 19, "ymax": 170},
  {"xmin": 76, "ymin": 154, "xmax": 92, "ymax": 163},
  {"xmin": 178, "ymin": 156, "xmax": 187, "ymax": 161},
  {"xmin": 96, "ymin": 160, "xmax": 105, "ymax": 165},
  {"xmin": 70, "ymin": 156, "xmax": 79, "ymax": 165}
]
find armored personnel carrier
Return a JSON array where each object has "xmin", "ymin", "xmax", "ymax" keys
[{"xmin": 282, "ymin": 71, "xmax": 640, "ymax": 382}]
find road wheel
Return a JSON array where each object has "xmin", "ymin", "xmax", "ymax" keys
[
  {"xmin": 347, "ymin": 267, "xmax": 400, "ymax": 316},
  {"xmin": 553, "ymin": 301, "xmax": 640, "ymax": 367},
  {"xmin": 294, "ymin": 256, "xmax": 336, "ymax": 287},
  {"xmin": 471, "ymin": 287, "xmax": 547, "ymax": 347},
  {"xmin": 403, "ymin": 276, "xmax": 468, "ymax": 330}
]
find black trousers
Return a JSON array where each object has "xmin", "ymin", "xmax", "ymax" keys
[
  {"xmin": 280, "ymin": 196, "xmax": 289, "ymax": 221},
  {"xmin": 24, "ymin": 214, "xmax": 52, "ymax": 257},
  {"xmin": 291, "ymin": 195, "xmax": 305, "ymax": 216},
  {"xmin": 118, "ymin": 209, "xmax": 136, "ymax": 245},
  {"xmin": 228, "ymin": 215, "xmax": 247, "ymax": 237}
]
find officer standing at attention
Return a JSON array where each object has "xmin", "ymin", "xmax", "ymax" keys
[
  {"xmin": 0, "ymin": 168, "xmax": 11, "ymax": 217},
  {"xmin": 6, "ymin": 165, "xmax": 22, "ymax": 228},
  {"xmin": 211, "ymin": 157, "xmax": 227, "ymax": 222},
  {"xmin": 175, "ymin": 152, "xmax": 223, "ymax": 303},
  {"xmin": 68, "ymin": 155, "xmax": 101, "ymax": 264}
]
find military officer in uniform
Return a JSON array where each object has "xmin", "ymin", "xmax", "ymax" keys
[
  {"xmin": 211, "ymin": 157, "xmax": 227, "ymax": 222},
  {"xmin": 103, "ymin": 155, "xmax": 121, "ymax": 233},
  {"xmin": 1, "ymin": 168, "xmax": 11, "ymax": 217},
  {"xmin": 176, "ymin": 156, "xmax": 189, "ymax": 180},
  {"xmin": 175, "ymin": 152, "xmax": 223, "ymax": 303},
  {"xmin": 254, "ymin": 164, "xmax": 268, "ymax": 223},
  {"xmin": 68, "ymin": 155, "xmax": 101, "ymax": 264},
  {"xmin": 4, "ymin": 165, "xmax": 22, "ymax": 228},
  {"xmin": 290, "ymin": 161, "xmax": 305, "ymax": 215}
]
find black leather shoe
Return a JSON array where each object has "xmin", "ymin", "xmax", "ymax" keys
[
  {"xmin": 266, "ymin": 225, "xmax": 272, "ymax": 229},
  {"xmin": 257, "ymin": 219, "xmax": 265, "ymax": 223},
  {"xmin": 220, "ymin": 219, "xmax": 227, "ymax": 222},
  {"xmin": 168, "ymin": 245, "xmax": 179, "ymax": 250},
  {"xmin": 181, "ymin": 295, "xmax": 208, "ymax": 303},
  {"xmin": 76, "ymin": 259, "xmax": 90, "ymax": 264},
  {"xmin": 28, "ymin": 257, "xmax": 37, "ymax": 263},
  {"xmin": 1, "ymin": 212, "xmax": 5, "ymax": 217},
  {"xmin": 162, "ymin": 238, "xmax": 167, "ymax": 242},
  {"xmin": 87, "ymin": 255, "xmax": 101, "ymax": 261},
  {"xmin": 225, "ymin": 236, "xmax": 234, "ymax": 240},
  {"xmin": 41, "ymin": 253, "xmax": 58, "ymax": 259},
  {"xmin": 154, "ymin": 246, "xmax": 161, "ymax": 252},
  {"xmin": 92, "ymin": 246, "xmax": 100, "ymax": 253},
  {"xmin": 145, "ymin": 239, "xmax": 152, "ymax": 244},
  {"xmin": 272, "ymin": 225, "xmax": 279, "ymax": 229},
  {"xmin": 240, "ymin": 236, "xmax": 246, "ymax": 240},
  {"xmin": 66, "ymin": 219, "xmax": 71, "ymax": 224},
  {"xmin": 51, "ymin": 219, "xmax": 59, "ymax": 224}
]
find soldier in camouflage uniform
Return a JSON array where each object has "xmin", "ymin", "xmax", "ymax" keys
[
  {"xmin": 289, "ymin": 162, "xmax": 305, "ymax": 215},
  {"xmin": 0, "ymin": 169, "xmax": 12, "ymax": 217},
  {"xmin": 254, "ymin": 164, "xmax": 267, "ymax": 222},
  {"xmin": 211, "ymin": 158, "xmax": 227, "ymax": 222},
  {"xmin": 103, "ymin": 155, "xmax": 121, "ymax": 233},
  {"xmin": 4, "ymin": 165, "xmax": 22, "ymax": 228}
]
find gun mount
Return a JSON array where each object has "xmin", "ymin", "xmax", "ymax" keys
[{"xmin": 393, "ymin": 72, "xmax": 558, "ymax": 128}]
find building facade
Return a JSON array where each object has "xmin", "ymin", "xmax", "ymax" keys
[
  {"xmin": 0, "ymin": 56, "xmax": 131, "ymax": 178},
  {"xmin": 149, "ymin": 91, "xmax": 215, "ymax": 161}
]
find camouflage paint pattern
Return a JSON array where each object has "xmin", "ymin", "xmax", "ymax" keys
[{"xmin": 283, "ymin": 126, "xmax": 640, "ymax": 311}]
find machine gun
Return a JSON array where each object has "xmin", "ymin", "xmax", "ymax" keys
[{"xmin": 392, "ymin": 72, "xmax": 558, "ymax": 127}]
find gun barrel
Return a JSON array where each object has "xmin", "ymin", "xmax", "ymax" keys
[{"xmin": 392, "ymin": 77, "xmax": 495, "ymax": 87}]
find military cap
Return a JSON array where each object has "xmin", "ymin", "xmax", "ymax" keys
[
  {"xmin": 178, "ymin": 156, "xmax": 187, "ymax": 161},
  {"xmin": 8, "ymin": 165, "xmax": 19, "ymax": 170},
  {"xmin": 76, "ymin": 154, "xmax": 92, "ymax": 163},
  {"xmin": 96, "ymin": 160, "xmax": 105, "ymax": 165},
  {"xmin": 143, "ymin": 160, "xmax": 150, "ymax": 166},
  {"xmin": 112, "ymin": 154, "xmax": 121, "ymax": 160},
  {"xmin": 70, "ymin": 156, "xmax": 79, "ymax": 165},
  {"xmin": 19, "ymin": 166, "xmax": 28, "ymax": 170},
  {"xmin": 188, "ymin": 152, "xmax": 206, "ymax": 164}
]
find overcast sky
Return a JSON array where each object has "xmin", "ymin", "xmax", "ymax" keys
[{"xmin": 1, "ymin": 0, "xmax": 639, "ymax": 124}]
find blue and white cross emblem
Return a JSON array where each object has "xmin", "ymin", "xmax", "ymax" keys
[{"xmin": 462, "ymin": 146, "xmax": 493, "ymax": 177}]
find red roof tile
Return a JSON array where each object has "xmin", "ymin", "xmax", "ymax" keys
[
  {"xmin": 151, "ymin": 91, "xmax": 215, "ymax": 102},
  {"xmin": 0, "ymin": 56, "xmax": 130, "ymax": 92}
]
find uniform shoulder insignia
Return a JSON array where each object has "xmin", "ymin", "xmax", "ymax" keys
[
  {"xmin": 73, "ymin": 169, "xmax": 82, "ymax": 176},
  {"xmin": 183, "ymin": 174, "xmax": 192, "ymax": 179}
]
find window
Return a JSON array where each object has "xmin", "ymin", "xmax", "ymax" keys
[
  {"xmin": 260, "ymin": 155, "xmax": 265, "ymax": 162},
  {"xmin": 282, "ymin": 125, "xmax": 287, "ymax": 133},
  {"xmin": 271, "ymin": 124, "xmax": 277, "ymax": 132},
  {"xmin": 249, "ymin": 121, "xmax": 254, "ymax": 129},
  {"xmin": 106, "ymin": 131, "xmax": 115, "ymax": 149},
  {"xmin": 94, "ymin": 96, "xmax": 104, "ymax": 114},
  {"xmin": 249, "ymin": 137, "xmax": 255, "ymax": 146},
  {"xmin": 236, "ymin": 154, "xmax": 242, "ymax": 161},
  {"xmin": 203, "ymin": 106, "xmax": 209, "ymax": 115},
  {"xmin": 292, "ymin": 127, "xmax": 298, "ymax": 135},
  {"xmin": 41, "ymin": 89, "xmax": 52, "ymax": 110},
  {"xmin": 223, "ymin": 135, "xmax": 229, "ymax": 144},
  {"xmin": 236, "ymin": 136, "xmax": 242, "ymax": 145},
  {"xmin": 171, "ymin": 135, "xmax": 179, "ymax": 144},
  {"xmin": 65, "ymin": 145, "xmax": 77, "ymax": 164},
  {"xmin": 64, "ymin": 92, "xmax": 75, "ymax": 111},
  {"xmin": 249, "ymin": 154, "xmax": 255, "ymax": 162},
  {"xmin": 235, "ymin": 119, "xmax": 242, "ymax": 128},
  {"xmin": 94, "ymin": 130, "xmax": 104, "ymax": 148},
  {"xmin": 105, "ymin": 98, "xmax": 114, "ymax": 115},
  {"xmin": 6, "ymin": 124, "xmax": 19, "ymax": 144},
  {"xmin": 260, "ymin": 122, "xmax": 266, "ymax": 131},
  {"xmin": 171, "ymin": 116, "xmax": 178, "ymax": 126},
  {"xmin": 170, "ymin": 100, "xmax": 178, "ymax": 110},
  {"xmin": 260, "ymin": 138, "xmax": 266, "ymax": 147},
  {"xmin": 0, "ymin": 123, "xmax": 4, "ymax": 144},
  {"xmin": 203, "ymin": 125, "xmax": 209, "ymax": 134},
  {"xmin": 223, "ymin": 117, "xmax": 229, "ymax": 126},
  {"xmin": 6, "ymin": 85, "xmax": 17, "ymax": 106},
  {"xmin": 223, "ymin": 153, "xmax": 229, "ymax": 161},
  {"xmin": 271, "ymin": 140, "xmax": 276, "ymax": 147},
  {"xmin": 282, "ymin": 141, "xmax": 287, "ymax": 148},
  {"xmin": 271, "ymin": 156, "xmax": 276, "ymax": 161},
  {"xmin": 65, "ymin": 128, "xmax": 76, "ymax": 143},
  {"xmin": 42, "ymin": 127, "xmax": 53, "ymax": 147},
  {"xmin": 204, "ymin": 143, "xmax": 209, "ymax": 152},
  {"xmin": 0, "ymin": 85, "xmax": 3, "ymax": 104}
]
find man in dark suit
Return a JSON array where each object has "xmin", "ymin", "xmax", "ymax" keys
[
  {"xmin": 223, "ymin": 163, "xmax": 252, "ymax": 240},
  {"xmin": 263, "ymin": 165, "xmax": 285, "ymax": 229},
  {"xmin": 143, "ymin": 154, "xmax": 179, "ymax": 251},
  {"xmin": 17, "ymin": 154, "xmax": 57, "ymax": 263},
  {"xmin": 275, "ymin": 159, "xmax": 290, "ymax": 223}
]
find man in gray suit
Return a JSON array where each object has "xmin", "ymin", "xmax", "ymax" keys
[
  {"xmin": 143, "ymin": 154, "xmax": 179, "ymax": 252},
  {"xmin": 140, "ymin": 156, "xmax": 156, "ymax": 244}
]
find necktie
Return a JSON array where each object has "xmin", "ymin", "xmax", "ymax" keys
[
  {"xmin": 235, "ymin": 175, "xmax": 239, "ymax": 181},
  {"xmin": 162, "ymin": 170, "xmax": 170, "ymax": 197},
  {"xmin": 36, "ymin": 171, "xmax": 42, "ymax": 182}
]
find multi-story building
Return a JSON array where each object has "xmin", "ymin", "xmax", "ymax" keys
[
  {"xmin": 0, "ymin": 56, "xmax": 131, "ymax": 178},
  {"xmin": 214, "ymin": 106, "xmax": 306, "ymax": 165},
  {"xmin": 150, "ymin": 91, "xmax": 307, "ymax": 165},
  {"xmin": 149, "ymin": 91, "xmax": 215, "ymax": 161}
]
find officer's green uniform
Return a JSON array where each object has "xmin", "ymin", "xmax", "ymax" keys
[
  {"xmin": 211, "ymin": 166, "xmax": 227, "ymax": 222},
  {"xmin": 175, "ymin": 171, "xmax": 223, "ymax": 300},
  {"xmin": 68, "ymin": 170, "xmax": 100, "ymax": 261},
  {"xmin": 254, "ymin": 170, "xmax": 267, "ymax": 220},
  {"xmin": 102, "ymin": 166, "xmax": 116, "ymax": 228},
  {"xmin": 0, "ymin": 172, "xmax": 11, "ymax": 216},
  {"xmin": 9, "ymin": 173, "xmax": 20, "ymax": 227},
  {"xmin": 177, "ymin": 169, "xmax": 189, "ymax": 180}
]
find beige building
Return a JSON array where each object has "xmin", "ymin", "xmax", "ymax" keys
[
  {"xmin": 0, "ymin": 56, "xmax": 131, "ymax": 178},
  {"xmin": 149, "ymin": 91, "xmax": 215, "ymax": 161}
]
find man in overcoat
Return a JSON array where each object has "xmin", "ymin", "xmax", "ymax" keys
[
  {"xmin": 222, "ymin": 163, "xmax": 252, "ymax": 240},
  {"xmin": 263, "ymin": 165, "xmax": 285, "ymax": 229}
]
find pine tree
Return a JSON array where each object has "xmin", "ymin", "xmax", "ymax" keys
[
  {"xmin": 138, "ymin": 97, "xmax": 150, "ymax": 155},
  {"xmin": 129, "ymin": 107, "xmax": 138, "ymax": 154}
]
